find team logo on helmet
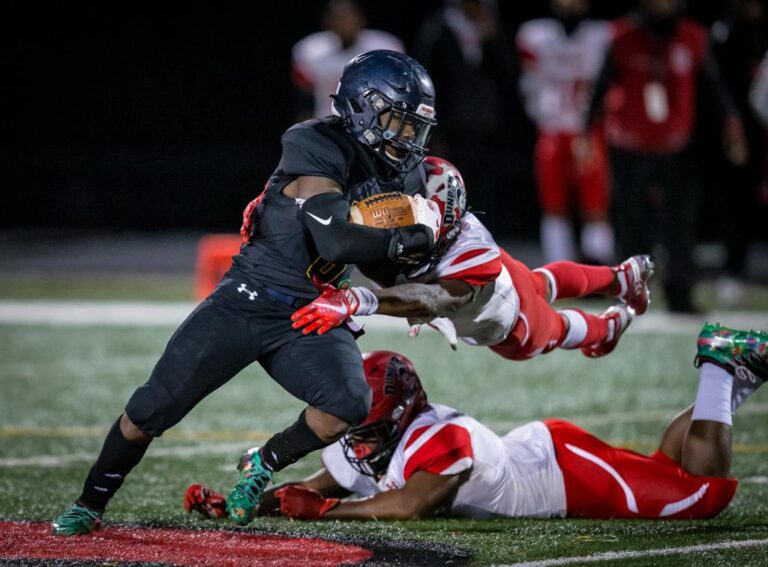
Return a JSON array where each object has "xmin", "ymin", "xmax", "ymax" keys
[
  {"xmin": 416, "ymin": 103, "xmax": 436, "ymax": 119},
  {"xmin": 424, "ymin": 157, "xmax": 467, "ymax": 237}
]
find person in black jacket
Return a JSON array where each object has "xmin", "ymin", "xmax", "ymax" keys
[
  {"xmin": 412, "ymin": 0, "xmax": 526, "ymax": 237},
  {"xmin": 710, "ymin": 0, "xmax": 767, "ymax": 306}
]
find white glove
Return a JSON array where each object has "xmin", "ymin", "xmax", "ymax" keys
[
  {"xmin": 408, "ymin": 317, "xmax": 458, "ymax": 351},
  {"xmin": 428, "ymin": 317, "xmax": 458, "ymax": 350},
  {"xmin": 408, "ymin": 194, "xmax": 442, "ymax": 243}
]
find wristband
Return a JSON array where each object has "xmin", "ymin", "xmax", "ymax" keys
[{"xmin": 349, "ymin": 286, "xmax": 378, "ymax": 315}]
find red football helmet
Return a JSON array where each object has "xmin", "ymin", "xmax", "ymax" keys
[
  {"xmin": 342, "ymin": 351, "xmax": 428, "ymax": 477},
  {"xmin": 423, "ymin": 156, "xmax": 467, "ymax": 238}
]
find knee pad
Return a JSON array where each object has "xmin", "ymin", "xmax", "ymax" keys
[
  {"xmin": 124, "ymin": 381, "xmax": 181, "ymax": 438},
  {"xmin": 325, "ymin": 378, "xmax": 372, "ymax": 426}
]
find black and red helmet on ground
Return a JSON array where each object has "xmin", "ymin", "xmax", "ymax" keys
[{"xmin": 342, "ymin": 351, "xmax": 428, "ymax": 477}]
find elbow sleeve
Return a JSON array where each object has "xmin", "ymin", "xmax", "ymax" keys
[{"xmin": 302, "ymin": 192, "xmax": 434, "ymax": 264}]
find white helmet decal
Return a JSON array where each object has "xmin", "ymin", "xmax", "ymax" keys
[{"xmin": 424, "ymin": 157, "xmax": 467, "ymax": 236}]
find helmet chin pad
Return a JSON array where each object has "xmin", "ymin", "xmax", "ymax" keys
[{"xmin": 384, "ymin": 144, "xmax": 405, "ymax": 162}]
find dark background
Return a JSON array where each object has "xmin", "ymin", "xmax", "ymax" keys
[{"xmin": 1, "ymin": 0, "xmax": 753, "ymax": 241}]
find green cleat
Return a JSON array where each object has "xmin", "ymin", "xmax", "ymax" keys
[
  {"xmin": 695, "ymin": 322, "xmax": 768, "ymax": 409},
  {"xmin": 695, "ymin": 322, "xmax": 768, "ymax": 378},
  {"xmin": 51, "ymin": 503, "xmax": 102, "ymax": 536},
  {"xmin": 226, "ymin": 447, "xmax": 272, "ymax": 526}
]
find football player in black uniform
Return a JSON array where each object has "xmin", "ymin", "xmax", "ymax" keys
[{"xmin": 52, "ymin": 50, "xmax": 440, "ymax": 535}]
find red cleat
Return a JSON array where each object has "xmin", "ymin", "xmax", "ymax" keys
[
  {"xmin": 612, "ymin": 255, "xmax": 654, "ymax": 315},
  {"xmin": 184, "ymin": 483, "xmax": 227, "ymax": 519},
  {"xmin": 581, "ymin": 303, "xmax": 634, "ymax": 358}
]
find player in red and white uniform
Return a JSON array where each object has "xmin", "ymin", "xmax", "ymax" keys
[
  {"xmin": 516, "ymin": 0, "xmax": 614, "ymax": 264},
  {"xmin": 187, "ymin": 333, "xmax": 767, "ymax": 520},
  {"xmin": 291, "ymin": 157, "xmax": 653, "ymax": 360},
  {"xmin": 291, "ymin": 0, "xmax": 404, "ymax": 120}
]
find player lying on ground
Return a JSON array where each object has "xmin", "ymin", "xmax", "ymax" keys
[
  {"xmin": 186, "ymin": 323, "xmax": 766, "ymax": 521},
  {"xmin": 291, "ymin": 157, "xmax": 654, "ymax": 359}
]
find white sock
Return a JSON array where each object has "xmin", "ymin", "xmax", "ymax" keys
[
  {"xmin": 541, "ymin": 216, "xmax": 575, "ymax": 263},
  {"xmin": 533, "ymin": 268, "xmax": 557, "ymax": 304},
  {"xmin": 581, "ymin": 221, "xmax": 614, "ymax": 263},
  {"xmin": 558, "ymin": 309, "xmax": 587, "ymax": 349},
  {"xmin": 691, "ymin": 363, "xmax": 734, "ymax": 426}
]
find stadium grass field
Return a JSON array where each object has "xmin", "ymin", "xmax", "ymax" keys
[{"xmin": 2, "ymin": 310, "xmax": 767, "ymax": 564}]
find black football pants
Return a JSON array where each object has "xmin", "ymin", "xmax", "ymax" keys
[
  {"xmin": 125, "ymin": 270, "xmax": 371, "ymax": 437},
  {"xmin": 609, "ymin": 147, "xmax": 699, "ymax": 312}
]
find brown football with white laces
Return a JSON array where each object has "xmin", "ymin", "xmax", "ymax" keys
[{"xmin": 349, "ymin": 192, "xmax": 416, "ymax": 228}]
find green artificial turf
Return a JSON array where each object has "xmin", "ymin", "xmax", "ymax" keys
[{"xmin": 1, "ymin": 324, "xmax": 766, "ymax": 565}]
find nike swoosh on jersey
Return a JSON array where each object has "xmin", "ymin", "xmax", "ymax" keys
[
  {"xmin": 316, "ymin": 302, "xmax": 349, "ymax": 315},
  {"xmin": 306, "ymin": 212, "xmax": 333, "ymax": 225},
  {"xmin": 658, "ymin": 483, "xmax": 710, "ymax": 517}
]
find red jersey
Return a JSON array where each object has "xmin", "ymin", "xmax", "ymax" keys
[
  {"xmin": 321, "ymin": 409, "xmax": 737, "ymax": 520},
  {"xmin": 604, "ymin": 18, "xmax": 708, "ymax": 153}
]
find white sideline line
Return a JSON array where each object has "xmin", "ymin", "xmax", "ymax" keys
[
  {"xmin": 0, "ymin": 441, "xmax": 250, "ymax": 468},
  {"xmin": 1, "ymin": 301, "xmax": 767, "ymax": 333},
  {"xmin": 0, "ymin": 355, "xmax": 159, "ymax": 372},
  {"xmin": 500, "ymin": 538, "xmax": 768, "ymax": 567},
  {"xmin": 0, "ymin": 301, "xmax": 199, "ymax": 327},
  {"xmin": 743, "ymin": 476, "xmax": 768, "ymax": 484}
]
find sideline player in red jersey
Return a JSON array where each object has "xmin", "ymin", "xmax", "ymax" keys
[
  {"xmin": 186, "ymin": 323, "xmax": 766, "ymax": 521},
  {"xmin": 517, "ymin": 0, "xmax": 615, "ymax": 264},
  {"xmin": 291, "ymin": 157, "xmax": 653, "ymax": 360}
]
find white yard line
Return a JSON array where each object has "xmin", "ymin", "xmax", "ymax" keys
[
  {"xmin": 500, "ymin": 538, "xmax": 768, "ymax": 567},
  {"xmin": 0, "ymin": 301, "xmax": 198, "ymax": 326},
  {"xmin": 0, "ymin": 441, "xmax": 253, "ymax": 467},
  {"xmin": 1, "ymin": 300, "xmax": 767, "ymax": 333},
  {"xmin": 0, "ymin": 355, "xmax": 159, "ymax": 372}
]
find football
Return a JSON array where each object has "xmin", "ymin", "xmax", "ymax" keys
[{"xmin": 349, "ymin": 192, "xmax": 417, "ymax": 229}]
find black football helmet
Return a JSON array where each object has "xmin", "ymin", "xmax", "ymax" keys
[
  {"xmin": 332, "ymin": 50, "xmax": 437, "ymax": 175},
  {"xmin": 341, "ymin": 351, "xmax": 428, "ymax": 477}
]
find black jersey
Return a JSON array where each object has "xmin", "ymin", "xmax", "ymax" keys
[{"xmin": 232, "ymin": 118, "xmax": 426, "ymax": 299}]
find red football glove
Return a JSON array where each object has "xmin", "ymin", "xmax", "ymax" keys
[
  {"xmin": 291, "ymin": 287, "xmax": 359, "ymax": 335},
  {"xmin": 239, "ymin": 187, "xmax": 267, "ymax": 244},
  {"xmin": 184, "ymin": 483, "xmax": 227, "ymax": 519},
  {"xmin": 275, "ymin": 485, "xmax": 340, "ymax": 520}
]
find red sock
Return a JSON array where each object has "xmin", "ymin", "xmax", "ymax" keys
[
  {"xmin": 582, "ymin": 311, "xmax": 609, "ymax": 346},
  {"xmin": 539, "ymin": 261, "xmax": 614, "ymax": 301},
  {"xmin": 559, "ymin": 308, "xmax": 610, "ymax": 348}
]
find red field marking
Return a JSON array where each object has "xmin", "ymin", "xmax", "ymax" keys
[{"xmin": 0, "ymin": 521, "xmax": 372, "ymax": 566}]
